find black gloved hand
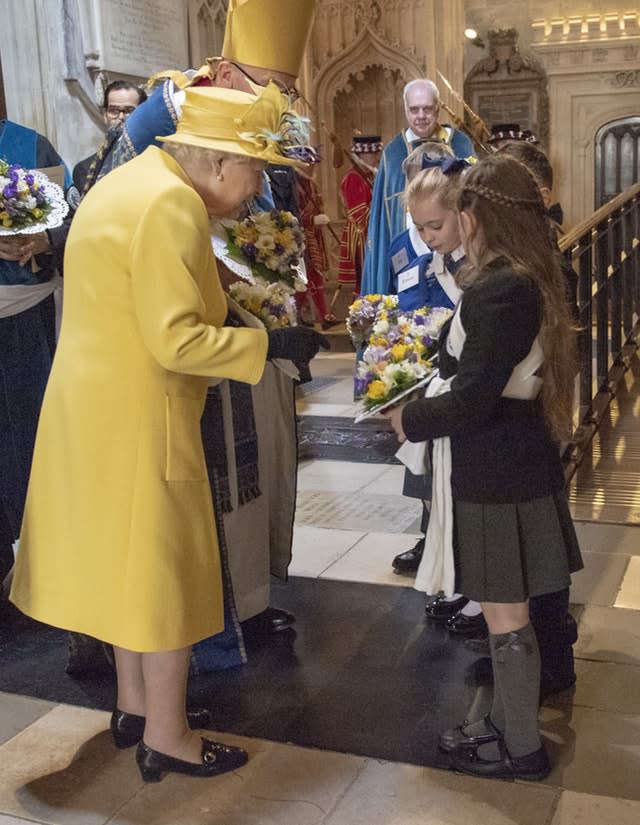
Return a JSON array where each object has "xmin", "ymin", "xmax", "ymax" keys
[
  {"xmin": 267, "ymin": 326, "xmax": 330, "ymax": 362},
  {"xmin": 293, "ymin": 359, "xmax": 313, "ymax": 385}
]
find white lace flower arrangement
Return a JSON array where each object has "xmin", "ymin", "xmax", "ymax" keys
[{"xmin": 0, "ymin": 159, "xmax": 69, "ymax": 235}]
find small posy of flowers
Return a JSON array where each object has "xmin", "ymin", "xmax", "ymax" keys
[
  {"xmin": 346, "ymin": 293, "xmax": 399, "ymax": 348},
  {"xmin": 0, "ymin": 159, "xmax": 52, "ymax": 230},
  {"xmin": 225, "ymin": 209, "xmax": 306, "ymax": 291},
  {"xmin": 355, "ymin": 305, "xmax": 453, "ymax": 411},
  {"xmin": 228, "ymin": 280, "xmax": 297, "ymax": 330}
]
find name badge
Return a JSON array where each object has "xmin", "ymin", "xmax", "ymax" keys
[
  {"xmin": 398, "ymin": 264, "xmax": 420, "ymax": 292},
  {"xmin": 391, "ymin": 248, "xmax": 409, "ymax": 273}
]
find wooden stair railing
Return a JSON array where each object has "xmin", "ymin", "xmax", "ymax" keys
[{"xmin": 560, "ymin": 182, "xmax": 640, "ymax": 480}]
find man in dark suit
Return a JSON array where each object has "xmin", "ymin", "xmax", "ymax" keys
[{"xmin": 72, "ymin": 81, "xmax": 147, "ymax": 194}]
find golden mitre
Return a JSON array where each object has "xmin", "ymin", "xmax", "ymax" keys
[{"xmin": 222, "ymin": 0, "xmax": 315, "ymax": 78}]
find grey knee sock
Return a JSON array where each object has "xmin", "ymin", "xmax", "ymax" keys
[
  {"xmin": 489, "ymin": 633, "xmax": 505, "ymax": 734},
  {"xmin": 490, "ymin": 623, "xmax": 542, "ymax": 758}
]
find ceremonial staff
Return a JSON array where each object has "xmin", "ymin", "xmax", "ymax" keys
[{"xmin": 436, "ymin": 71, "xmax": 492, "ymax": 153}]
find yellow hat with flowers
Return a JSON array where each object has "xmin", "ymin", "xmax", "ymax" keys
[
  {"xmin": 158, "ymin": 82, "xmax": 316, "ymax": 167},
  {"xmin": 222, "ymin": 0, "xmax": 315, "ymax": 79}
]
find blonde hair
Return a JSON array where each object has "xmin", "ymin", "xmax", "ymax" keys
[
  {"xmin": 402, "ymin": 140, "xmax": 453, "ymax": 182},
  {"xmin": 458, "ymin": 155, "xmax": 576, "ymax": 440},
  {"xmin": 405, "ymin": 160, "xmax": 465, "ymax": 213}
]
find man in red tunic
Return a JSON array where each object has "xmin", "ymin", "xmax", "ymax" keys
[
  {"xmin": 337, "ymin": 135, "xmax": 383, "ymax": 296},
  {"xmin": 294, "ymin": 167, "xmax": 336, "ymax": 329}
]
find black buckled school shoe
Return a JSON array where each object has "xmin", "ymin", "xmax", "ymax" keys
[
  {"xmin": 136, "ymin": 737, "xmax": 248, "ymax": 782},
  {"xmin": 111, "ymin": 708, "xmax": 211, "ymax": 749},
  {"xmin": 449, "ymin": 741, "xmax": 551, "ymax": 782},
  {"xmin": 438, "ymin": 714, "xmax": 502, "ymax": 754}
]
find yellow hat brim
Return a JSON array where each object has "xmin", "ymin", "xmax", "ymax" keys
[{"xmin": 157, "ymin": 132, "xmax": 302, "ymax": 167}]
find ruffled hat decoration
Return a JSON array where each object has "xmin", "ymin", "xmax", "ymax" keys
[{"xmin": 158, "ymin": 82, "xmax": 317, "ymax": 167}]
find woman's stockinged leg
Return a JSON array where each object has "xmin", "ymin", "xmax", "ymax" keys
[
  {"xmin": 113, "ymin": 646, "xmax": 145, "ymax": 716},
  {"xmin": 140, "ymin": 646, "xmax": 203, "ymax": 763}
]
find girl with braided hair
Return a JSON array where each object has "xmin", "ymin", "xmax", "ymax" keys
[{"xmin": 385, "ymin": 154, "xmax": 582, "ymax": 781}]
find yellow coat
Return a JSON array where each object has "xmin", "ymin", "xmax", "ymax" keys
[{"xmin": 10, "ymin": 147, "xmax": 268, "ymax": 652}]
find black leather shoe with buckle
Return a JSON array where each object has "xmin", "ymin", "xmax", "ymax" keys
[
  {"xmin": 439, "ymin": 714, "xmax": 503, "ymax": 754},
  {"xmin": 446, "ymin": 610, "xmax": 488, "ymax": 637},
  {"xmin": 449, "ymin": 742, "xmax": 551, "ymax": 782},
  {"xmin": 136, "ymin": 737, "xmax": 248, "ymax": 782},
  {"xmin": 424, "ymin": 594, "xmax": 468, "ymax": 622}
]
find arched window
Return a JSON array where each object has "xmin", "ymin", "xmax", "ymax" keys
[{"xmin": 595, "ymin": 117, "xmax": 640, "ymax": 208}]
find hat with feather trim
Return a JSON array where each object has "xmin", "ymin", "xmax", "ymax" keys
[{"xmin": 158, "ymin": 82, "xmax": 317, "ymax": 166}]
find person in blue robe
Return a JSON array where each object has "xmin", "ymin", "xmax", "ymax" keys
[
  {"xmin": 0, "ymin": 120, "xmax": 72, "ymax": 585},
  {"xmin": 361, "ymin": 79, "xmax": 474, "ymax": 295}
]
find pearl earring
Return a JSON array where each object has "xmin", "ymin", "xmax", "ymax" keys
[{"xmin": 216, "ymin": 173, "xmax": 223, "ymax": 181}]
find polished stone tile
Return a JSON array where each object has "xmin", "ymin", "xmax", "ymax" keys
[
  {"xmin": 110, "ymin": 737, "xmax": 367, "ymax": 825},
  {"xmin": 540, "ymin": 705, "xmax": 640, "ymax": 801},
  {"xmin": 550, "ymin": 790, "xmax": 640, "ymax": 824},
  {"xmin": 359, "ymin": 463, "xmax": 407, "ymax": 495},
  {"xmin": 616, "ymin": 555, "xmax": 640, "ymax": 609},
  {"xmin": 320, "ymin": 532, "xmax": 423, "ymax": 586},
  {"xmin": 297, "ymin": 460, "xmax": 388, "ymax": 493},
  {"xmin": 569, "ymin": 551, "xmax": 630, "ymax": 606},
  {"xmin": 0, "ymin": 692, "xmax": 55, "ymax": 747},
  {"xmin": 323, "ymin": 757, "xmax": 558, "ymax": 825},
  {"xmin": 290, "ymin": 526, "xmax": 365, "ymax": 577},
  {"xmin": 573, "ymin": 605, "xmax": 640, "ymax": 664},
  {"xmin": 573, "ymin": 521, "xmax": 640, "ymax": 557},
  {"xmin": 299, "ymin": 377, "xmax": 358, "ymax": 407},
  {"xmin": 547, "ymin": 658, "xmax": 640, "ymax": 715},
  {"xmin": 0, "ymin": 704, "xmax": 139, "ymax": 825},
  {"xmin": 296, "ymin": 401, "xmax": 358, "ymax": 418},
  {"xmin": 296, "ymin": 491, "xmax": 422, "ymax": 533},
  {"xmin": 0, "ymin": 816, "xmax": 47, "ymax": 824},
  {"xmin": 306, "ymin": 352, "xmax": 356, "ymax": 377}
]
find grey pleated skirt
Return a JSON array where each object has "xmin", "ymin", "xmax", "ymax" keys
[{"xmin": 453, "ymin": 491, "xmax": 583, "ymax": 603}]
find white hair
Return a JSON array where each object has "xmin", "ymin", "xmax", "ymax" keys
[{"xmin": 403, "ymin": 79, "xmax": 440, "ymax": 111}]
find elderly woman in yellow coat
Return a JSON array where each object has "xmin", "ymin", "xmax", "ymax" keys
[{"xmin": 10, "ymin": 83, "xmax": 326, "ymax": 782}]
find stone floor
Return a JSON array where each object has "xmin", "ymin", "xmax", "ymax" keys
[{"xmin": 1, "ymin": 350, "xmax": 639, "ymax": 825}]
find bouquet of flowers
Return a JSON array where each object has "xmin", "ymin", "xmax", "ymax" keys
[
  {"xmin": 346, "ymin": 293, "xmax": 399, "ymax": 348},
  {"xmin": 228, "ymin": 280, "xmax": 297, "ymax": 330},
  {"xmin": 355, "ymin": 304, "xmax": 453, "ymax": 416},
  {"xmin": 224, "ymin": 209, "xmax": 306, "ymax": 291},
  {"xmin": 0, "ymin": 159, "xmax": 68, "ymax": 234}
]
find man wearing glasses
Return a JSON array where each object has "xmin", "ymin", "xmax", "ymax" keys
[{"xmin": 72, "ymin": 81, "xmax": 147, "ymax": 195}]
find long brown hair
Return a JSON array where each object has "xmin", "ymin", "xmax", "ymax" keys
[{"xmin": 457, "ymin": 155, "xmax": 576, "ymax": 440}]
